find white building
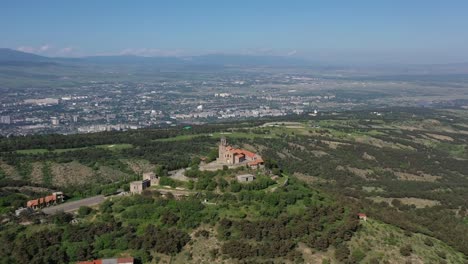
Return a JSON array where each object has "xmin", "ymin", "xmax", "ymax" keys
[
  {"xmin": 0, "ymin": 115, "xmax": 11, "ymax": 124},
  {"xmin": 24, "ymin": 98, "xmax": 59, "ymax": 105},
  {"xmin": 236, "ymin": 174, "xmax": 256, "ymax": 183},
  {"xmin": 51, "ymin": 117, "xmax": 59, "ymax": 126}
]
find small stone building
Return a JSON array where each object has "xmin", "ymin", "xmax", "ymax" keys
[
  {"xmin": 130, "ymin": 179, "xmax": 151, "ymax": 194},
  {"xmin": 236, "ymin": 174, "xmax": 256, "ymax": 183},
  {"xmin": 130, "ymin": 172, "xmax": 161, "ymax": 195},
  {"xmin": 143, "ymin": 172, "xmax": 160, "ymax": 186}
]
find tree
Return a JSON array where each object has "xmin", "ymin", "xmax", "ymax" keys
[
  {"xmin": 99, "ymin": 200, "xmax": 113, "ymax": 213},
  {"xmin": 187, "ymin": 180, "xmax": 194, "ymax": 190},
  {"xmin": 52, "ymin": 211, "xmax": 73, "ymax": 225},
  {"xmin": 154, "ymin": 165, "xmax": 168, "ymax": 176},
  {"xmin": 78, "ymin": 206, "xmax": 93, "ymax": 217},
  {"xmin": 230, "ymin": 181, "xmax": 242, "ymax": 192},
  {"xmin": 159, "ymin": 176, "xmax": 177, "ymax": 188},
  {"xmin": 161, "ymin": 211, "xmax": 180, "ymax": 226},
  {"xmin": 334, "ymin": 244, "xmax": 350, "ymax": 262}
]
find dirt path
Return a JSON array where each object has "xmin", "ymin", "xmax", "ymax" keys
[{"xmin": 169, "ymin": 168, "xmax": 193, "ymax": 182}]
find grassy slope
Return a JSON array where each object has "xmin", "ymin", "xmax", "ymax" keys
[
  {"xmin": 15, "ymin": 143, "xmax": 133, "ymax": 154},
  {"xmin": 348, "ymin": 220, "xmax": 466, "ymax": 264},
  {"xmin": 3, "ymin": 112, "xmax": 468, "ymax": 262},
  {"xmin": 166, "ymin": 218, "xmax": 467, "ymax": 264}
]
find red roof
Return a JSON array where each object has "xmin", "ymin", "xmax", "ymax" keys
[
  {"xmin": 45, "ymin": 194, "xmax": 57, "ymax": 203},
  {"xmin": 27, "ymin": 193, "xmax": 60, "ymax": 207},
  {"xmin": 27, "ymin": 199, "xmax": 39, "ymax": 207},
  {"xmin": 229, "ymin": 148, "xmax": 257, "ymax": 158}
]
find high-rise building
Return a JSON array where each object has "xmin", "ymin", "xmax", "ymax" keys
[{"xmin": 0, "ymin": 115, "xmax": 11, "ymax": 124}]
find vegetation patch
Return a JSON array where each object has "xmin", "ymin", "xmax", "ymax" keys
[{"xmin": 368, "ymin": 196, "xmax": 441, "ymax": 208}]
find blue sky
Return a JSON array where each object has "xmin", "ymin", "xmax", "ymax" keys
[{"xmin": 1, "ymin": 0, "xmax": 468, "ymax": 63}]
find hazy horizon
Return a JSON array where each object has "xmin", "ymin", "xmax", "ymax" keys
[{"xmin": 2, "ymin": 1, "xmax": 468, "ymax": 64}]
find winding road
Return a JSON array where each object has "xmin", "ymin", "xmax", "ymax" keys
[{"xmin": 41, "ymin": 195, "xmax": 105, "ymax": 215}]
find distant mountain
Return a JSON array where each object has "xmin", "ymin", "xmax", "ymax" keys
[
  {"xmin": 0, "ymin": 48, "xmax": 52, "ymax": 62},
  {"xmin": 0, "ymin": 48, "xmax": 60, "ymax": 67},
  {"xmin": 0, "ymin": 48, "xmax": 311, "ymax": 67},
  {"xmin": 2, "ymin": 48, "xmax": 468, "ymax": 71},
  {"xmin": 74, "ymin": 55, "xmax": 184, "ymax": 66},
  {"xmin": 73, "ymin": 53, "xmax": 309, "ymax": 67},
  {"xmin": 188, "ymin": 54, "xmax": 310, "ymax": 66}
]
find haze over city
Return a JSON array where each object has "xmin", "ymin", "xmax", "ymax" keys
[{"xmin": 1, "ymin": 0, "xmax": 468, "ymax": 64}]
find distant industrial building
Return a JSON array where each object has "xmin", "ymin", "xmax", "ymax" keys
[{"xmin": 24, "ymin": 98, "xmax": 59, "ymax": 105}]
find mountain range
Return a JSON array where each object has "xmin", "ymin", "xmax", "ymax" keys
[
  {"xmin": 2, "ymin": 48, "xmax": 468, "ymax": 75},
  {"xmin": 0, "ymin": 48, "xmax": 310, "ymax": 67}
]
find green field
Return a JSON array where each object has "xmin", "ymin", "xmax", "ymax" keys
[
  {"xmin": 15, "ymin": 143, "xmax": 133, "ymax": 154},
  {"xmin": 154, "ymin": 131, "xmax": 277, "ymax": 142}
]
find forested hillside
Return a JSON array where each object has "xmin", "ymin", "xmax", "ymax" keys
[{"xmin": 1, "ymin": 108, "xmax": 468, "ymax": 263}]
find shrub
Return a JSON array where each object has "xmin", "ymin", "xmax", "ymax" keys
[
  {"xmin": 436, "ymin": 250, "xmax": 447, "ymax": 259},
  {"xmin": 159, "ymin": 176, "xmax": 177, "ymax": 188},
  {"xmin": 424, "ymin": 238, "xmax": 434, "ymax": 247},
  {"xmin": 399, "ymin": 245, "xmax": 413, "ymax": 257},
  {"xmin": 351, "ymin": 249, "xmax": 366, "ymax": 262},
  {"xmin": 78, "ymin": 206, "xmax": 93, "ymax": 217},
  {"xmin": 195, "ymin": 229, "xmax": 210, "ymax": 238},
  {"xmin": 335, "ymin": 244, "xmax": 350, "ymax": 262}
]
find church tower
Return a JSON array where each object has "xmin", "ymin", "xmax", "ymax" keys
[{"xmin": 218, "ymin": 137, "xmax": 227, "ymax": 163}]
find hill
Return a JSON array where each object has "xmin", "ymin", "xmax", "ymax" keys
[
  {"xmin": 0, "ymin": 48, "xmax": 59, "ymax": 67},
  {"xmin": 0, "ymin": 48, "xmax": 310, "ymax": 67},
  {"xmin": 188, "ymin": 53, "xmax": 310, "ymax": 66},
  {"xmin": 1, "ymin": 108, "xmax": 468, "ymax": 263},
  {"xmin": 0, "ymin": 48, "xmax": 52, "ymax": 62},
  {"xmin": 346, "ymin": 220, "xmax": 466, "ymax": 263}
]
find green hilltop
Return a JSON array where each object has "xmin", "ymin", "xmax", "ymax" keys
[{"xmin": 1, "ymin": 108, "xmax": 468, "ymax": 263}]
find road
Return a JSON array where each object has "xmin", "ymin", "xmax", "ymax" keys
[
  {"xmin": 41, "ymin": 195, "xmax": 105, "ymax": 215},
  {"xmin": 169, "ymin": 168, "xmax": 195, "ymax": 182}
]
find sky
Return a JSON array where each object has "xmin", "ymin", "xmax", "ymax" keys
[{"xmin": 1, "ymin": 0, "xmax": 468, "ymax": 64}]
